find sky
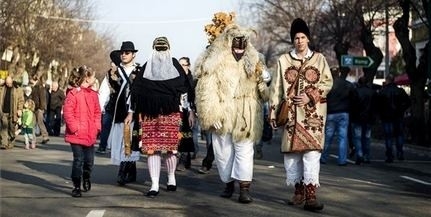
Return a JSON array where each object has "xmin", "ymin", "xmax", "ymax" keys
[{"xmin": 91, "ymin": 0, "xmax": 246, "ymax": 65}]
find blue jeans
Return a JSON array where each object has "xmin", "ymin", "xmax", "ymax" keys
[
  {"xmin": 99, "ymin": 112, "xmax": 113, "ymax": 150},
  {"xmin": 192, "ymin": 117, "xmax": 200, "ymax": 155},
  {"xmin": 71, "ymin": 144, "xmax": 95, "ymax": 180},
  {"xmin": 201, "ymin": 131, "xmax": 214, "ymax": 169},
  {"xmin": 321, "ymin": 112, "xmax": 349, "ymax": 164},
  {"xmin": 351, "ymin": 123, "xmax": 372, "ymax": 161},
  {"xmin": 382, "ymin": 119, "xmax": 404, "ymax": 160}
]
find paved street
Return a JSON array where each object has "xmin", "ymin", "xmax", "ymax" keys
[{"xmin": 1, "ymin": 131, "xmax": 431, "ymax": 217}]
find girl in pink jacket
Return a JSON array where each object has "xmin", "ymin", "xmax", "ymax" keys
[{"xmin": 64, "ymin": 66, "xmax": 101, "ymax": 197}]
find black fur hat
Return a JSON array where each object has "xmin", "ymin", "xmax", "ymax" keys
[{"xmin": 290, "ymin": 18, "xmax": 310, "ymax": 42}]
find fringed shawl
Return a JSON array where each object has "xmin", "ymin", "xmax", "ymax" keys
[{"xmin": 131, "ymin": 59, "xmax": 187, "ymax": 117}]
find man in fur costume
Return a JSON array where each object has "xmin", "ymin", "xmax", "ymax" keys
[
  {"xmin": 194, "ymin": 23, "xmax": 270, "ymax": 203},
  {"xmin": 269, "ymin": 18, "xmax": 333, "ymax": 211}
]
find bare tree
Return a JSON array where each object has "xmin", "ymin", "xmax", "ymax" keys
[
  {"xmin": 0, "ymin": 0, "xmax": 113, "ymax": 88},
  {"xmin": 393, "ymin": 0, "xmax": 429, "ymax": 145}
]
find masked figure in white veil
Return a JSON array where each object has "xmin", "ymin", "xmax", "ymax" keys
[{"xmin": 129, "ymin": 37, "xmax": 191, "ymax": 198}]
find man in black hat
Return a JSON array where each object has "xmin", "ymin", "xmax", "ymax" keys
[
  {"xmin": 269, "ymin": 18, "xmax": 333, "ymax": 211},
  {"xmin": 107, "ymin": 41, "xmax": 143, "ymax": 186},
  {"xmin": 128, "ymin": 36, "xmax": 193, "ymax": 198}
]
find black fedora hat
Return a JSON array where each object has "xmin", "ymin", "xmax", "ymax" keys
[{"xmin": 120, "ymin": 41, "xmax": 138, "ymax": 52}]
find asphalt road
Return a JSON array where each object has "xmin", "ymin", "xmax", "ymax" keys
[{"xmin": 1, "ymin": 130, "xmax": 430, "ymax": 217}]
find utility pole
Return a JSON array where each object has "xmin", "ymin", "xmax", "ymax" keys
[
  {"xmin": 428, "ymin": 0, "xmax": 431, "ymax": 85},
  {"xmin": 385, "ymin": 1, "xmax": 390, "ymax": 78}
]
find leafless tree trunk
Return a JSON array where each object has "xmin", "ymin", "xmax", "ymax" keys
[{"xmin": 393, "ymin": 0, "xmax": 427, "ymax": 146}]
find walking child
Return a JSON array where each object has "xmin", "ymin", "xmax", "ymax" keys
[
  {"xmin": 22, "ymin": 99, "xmax": 36, "ymax": 149},
  {"xmin": 63, "ymin": 66, "xmax": 101, "ymax": 197}
]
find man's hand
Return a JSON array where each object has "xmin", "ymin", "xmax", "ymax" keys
[
  {"xmin": 270, "ymin": 120, "xmax": 278, "ymax": 129},
  {"xmin": 293, "ymin": 93, "xmax": 310, "ymax": 107},
  {"xmin": 258, "ymin": 81, "xmax": 267, "ymax": 92},
  {"xmin": 188, "ymin": 111, "xmax": 195, "ymax": 128},
  {"xmin": 124, "ymin": 112, "xmax": 133, "ymax": 125}
]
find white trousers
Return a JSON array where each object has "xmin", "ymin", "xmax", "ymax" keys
[
  {"xmin": 212, "ymin": 133, "xmax": 254, "ymax": 183},
  {"xmin": 284, "ymin": 151, "xmax": 321, "ymax": 187}
]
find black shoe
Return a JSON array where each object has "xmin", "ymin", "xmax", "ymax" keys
[
  {"xmin": 96, "ymin": 148, "xmax": 106, "ymax": 154},
  {"xmin": 220, "ymin": 182, "xmax": 235, "ymax": 198},
  {"xmin": 355, "ymin": 157, "xmax": 363, "ymax": 165},
  {"xmin": 41, "ymin": 139, "xmax": 49, "ymax": 144},
  {"xmin": 145, "ymin": 190, "xmax": 159, "ymax": 198},
  {"xmin": 82, "ymin": 179, "xmax": 91, "ymax": 192},
  {"xmin": 198, "ymin": 167, "xmax": 210, "ymax": 174},
  {"xmin": 167, "ymin": 185, "xmax": 177, "ymax": 192},
  {"xmin": 71, "ymin": 188, "xmax": 82, "ymax": 197}
]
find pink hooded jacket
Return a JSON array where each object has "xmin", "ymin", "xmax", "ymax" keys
[{"xmin": 64, "ymin": 87, "xmax": 101, "ymax": 146}]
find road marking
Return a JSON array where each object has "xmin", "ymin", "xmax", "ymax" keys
[
  {"xmin": 400, "ymin": 176, "xmax": 431, "ymax": 185},
  {"xmin": 343, "ymin": 178, "xmax": 390, "ymax": 187},
  {"xmin": 86, "ymin": 210, "xmax": 105, "ymax": 217},
  {"xmin": 329, "ymin": 154, "xmax": 355, "ymax": 164}
]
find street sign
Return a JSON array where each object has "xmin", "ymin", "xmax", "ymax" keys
[{"xmin": 341, "ymin": 55, "xmax": 374, "ymax": 68}]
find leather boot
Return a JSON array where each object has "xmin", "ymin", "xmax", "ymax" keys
[
  {"xmin": 238, "ymin": 181, "xmax": 253, "ymax": 203},
  {"xmin": 117, "ymin": 162, "xmax": 127, "ymax": 186},
  {"xmin": 82, "ymin": 171, "xmax": 91, "ymax": 192},
  {"xmin": 304, "ymin": 184, "xmax": 324, "ymax": 211},
  {"xmin": 288, "ymin": 182, "xmax": 305, "ymax": 205},
  {"xmin": 71, "ymin": 177, "xmax": 82, "ymax": 197},
  {"xmin": 220, "ymin": 181, "xmax": 235, "ymax": 198},
  {"xmin": 125, "ymin": 162, "xmax": 136, "ymax": 183}
]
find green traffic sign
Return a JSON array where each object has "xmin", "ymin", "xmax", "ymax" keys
[{"xmin": 341, "ymin": 55, "xmax": 374, "ymax": 68}]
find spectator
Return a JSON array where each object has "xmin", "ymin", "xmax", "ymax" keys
[
  {"xmin": 198, "ymin": 131, "xmax": 214, "ymax": 174},
  {"xmin": 320, "ymin": 67, "xmax": 355, "ymax": 166},
  {"xmin": 21, "ymin": 99, "xmax": 36, "ymax": 149},
  {"xmin": 176, "ymin": 56, "xmax": 196, "ymax": 171},
  {"xmin": 350, "ymin": 76, "xmax": 378, "ymax": 164},
  {"xmin": 48, "ymin": 81, "xmax": 65, "ymax": 136},
  {"xmin": 96, "ymin": 70, "xmax": 114, "ymax": 154},
  {"xmin": 377, "ymin": 74, "xmax": 411, "ymax": 163},
  {"xmin": 0, "ymin": 76, "xmax": 24, "ymax": 149},
  {"xmin": 29, "ymin": 74, "xmax": 49, "ymax": 144}
]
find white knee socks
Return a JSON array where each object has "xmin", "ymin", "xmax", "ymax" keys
[
  {"xmin": 165, "ymin": 153, "xmax": 177, "ymax": 186},
  {"xmin": 148, "ymin": 154, "xmax": 161, "ymax": 191}
]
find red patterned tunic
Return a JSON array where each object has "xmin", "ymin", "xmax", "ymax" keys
[{"xmin": 140, "ymin": 113, "xmax": 181, "ymax": 154}]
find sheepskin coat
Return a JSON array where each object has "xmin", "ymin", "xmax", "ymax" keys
[
  {"xmin": 269, "ymin": 52, "xmax": 333, "ymax": 153},
  {"xmin": 194, "ymin": 25, "xmax": 269, "ymax": 143}
]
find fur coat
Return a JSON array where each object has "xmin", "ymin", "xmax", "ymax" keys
[{"xmin": 194, "ymin": 24, "xmax": 269, "ymax": 143}]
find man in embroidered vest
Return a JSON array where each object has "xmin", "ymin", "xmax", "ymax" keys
[
  {"xmin": 108, "ymin": 41, "xmax": 143, "ymax": 186},
  {"xmin": 269, "ymin": 18, "xmax": 333, "ymax": 211}
]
